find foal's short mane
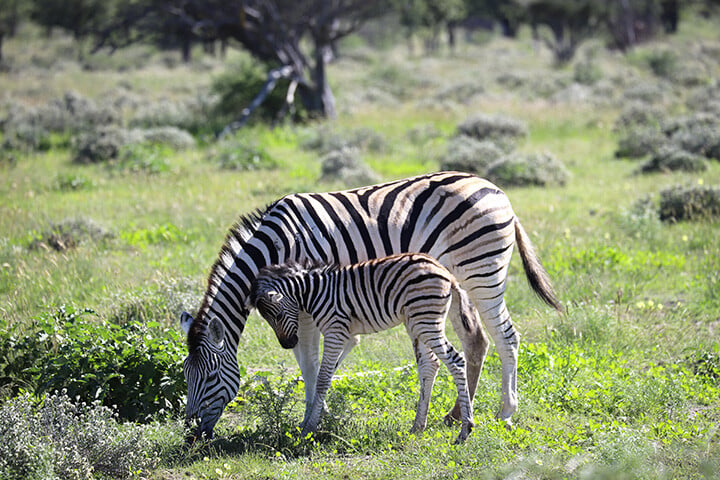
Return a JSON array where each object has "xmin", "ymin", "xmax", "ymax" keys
[{"xmin": 187, "ymin": 201, "xmax": 278, "ymax": 352}]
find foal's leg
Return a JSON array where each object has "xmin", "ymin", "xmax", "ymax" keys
[
  {"xmin": 301, "ymin": 330, "xmax": 348, "ymax": 436},
  {"xmin": 293, "ymin": 314, "xmax": 322, "ymax": 428},
  {"xmin": 408, "ymin": 334, "xmax": 440, "ymax": 434}
]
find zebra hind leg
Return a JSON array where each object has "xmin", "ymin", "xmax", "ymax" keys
[
  {"xmin": 408, "ymin": 336, "xmax": 440, "ymax": 434},
  {"xmin": 444, "ymin": 296, "xmax": 489, "ymax": 426},
  {"xmin": 418, "ymin": 332, "xmax": 474, "ymax": 443}
]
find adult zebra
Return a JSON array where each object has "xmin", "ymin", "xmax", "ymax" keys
[{"xmin": 180, "ymin": 171, "xmax": 562, "ymax": 440}]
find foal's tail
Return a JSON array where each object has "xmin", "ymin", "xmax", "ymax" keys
[
  {"xmin": 452, "ymin": 282, "xmax": 478, "ymax": 333},
  {"xmin": 514, "ymin": 218, "xmax": 563, "ymax": 313}
]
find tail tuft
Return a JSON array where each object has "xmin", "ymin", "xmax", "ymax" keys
[{"xmin": 514, "ymin": 218, "xmax": 563, "ymax": 313}]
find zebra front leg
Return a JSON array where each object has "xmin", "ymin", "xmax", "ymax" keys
[
  {"xmin": 293, "ymin": 315, "xmax": 322, "ymax": 429},
  {"xmin": 300, "ymin": 331, "xmax": 346, "ymax": 437},
  {"xmin": 408, "ymin": 335, "xmax": 440, "ymax": 434}
]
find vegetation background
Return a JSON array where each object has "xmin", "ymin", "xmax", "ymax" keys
[{"xmin": 1, "ymin": 1, "xmax": 719, "ymax": 479}]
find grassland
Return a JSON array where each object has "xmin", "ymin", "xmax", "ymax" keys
[{"xmin": 1, "ymin": 15, "xmax": 720, "ymax": 480}]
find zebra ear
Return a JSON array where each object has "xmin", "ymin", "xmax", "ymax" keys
[
  {"xmin": 180, "ymin": 311, "xmax": 194, "ymax": 335},
  {"xmin": 207, "ymin": 316, "xmax": 225, "ymax": 348}
]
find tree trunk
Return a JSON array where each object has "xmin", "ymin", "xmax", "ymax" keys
[
  {"xmin": 181, "ymin": 38, "xmax": 192, "ymax": 63},
  {"xmin": 309, "ymin": 44, "xmax": 336, "ymax": 119},
  {"xmin": 0, "ymin": 34, "xmax": 4, "ymax": 63}
]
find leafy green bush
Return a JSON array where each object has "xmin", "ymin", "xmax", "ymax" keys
[
  {"xmin": 486, "ymin": 151, "xmax": 569, "ymax": 187},
  {"xmin": 0, "ymin": 305, "xmax": 186, "ymax": 421},
  {"xmin": 640, "ymin": 146, "xmax": 708, "ymax": 173},
  {"xmin": 440, "ymin": 136, "xmax": 504, "ymax": 174},
  {"xmin": 51, "ymin": 173, "xmax": 93, "ymax": 192},
  {"xmin": 613, "ymin": 101, "xmax": 663, "ymax": 132},
  {"xmin": 456, "ymin": 113, "xmax": 528, "ymax": 150},
  {"xmin": 211, "ymin": 58, "xmax": 297, "ymax": 125},
  {"xmin": 0, "ymin": 392, "xmax": 182, "ymax": 480},
  {"xmin": 659, "ymin": 184, "xmax": 720, "ymax": 222},
  {"xmin": 115, "ymin": 143, "xmax": 173, "ymax": 174},
  {"xmin": 140, "ymin": 126, "xmax": 196, "ymax": 150}
]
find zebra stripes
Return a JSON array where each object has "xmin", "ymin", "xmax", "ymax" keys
[
  {"xmin": 180, "ymin": 171, "xmax": 561, "ymax": 441},
  {"xmin": 250, "ymin": 253, "xmax": 476, "ymax": 443}
]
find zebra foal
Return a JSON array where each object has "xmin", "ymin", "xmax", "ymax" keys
[{"xmin": 250, "ymin": 253, "xmax": 477, "ymax": 443}]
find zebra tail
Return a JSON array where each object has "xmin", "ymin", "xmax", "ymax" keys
[{"xmin": 514, "ymin": 218, "xmax": 563, "ymax": 313}]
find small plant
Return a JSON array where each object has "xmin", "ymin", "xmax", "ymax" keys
[
  {"xmin": 639, "ymin": 145, "xmax": 708, "ymax": 173},
  {"xmin": 659, "ymin": 184, "xmax": 720, "ymax": 222},
  {"xmin": 440, "ymin": 136, "xmax": 504, "ymax": 174},
  {"xmin": 456, "ymin": 113, "xmax": 528, "ymax": 150},
  {"xmin": 319, "ymin": 148, "xmax": 379, "ymax": 187},
  {"xmin": 51, "ymin": 173, "xmax": 93, "ymax": 191},
  {"xmin": 27, "ymin": 218, "xmax": 113, "ymax": 252},
  {"xmin": 211, "ymin": 137, "xmax": 278, "ymax": 171},
  {"xmin": 486, "ymin": 151, "xmax": 569, "ymax": 188},
  {"xmin": 115, "ymin": 142, "xmax": 173, "ymax": 174}
]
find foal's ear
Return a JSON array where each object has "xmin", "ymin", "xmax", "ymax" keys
[
  {"xmin": 266, "ymin": 290, "xmax": 284, "ymax": 303},
  {"xmin": 180, "ymin": 311, "xmax": 194, "ymax": 335}
]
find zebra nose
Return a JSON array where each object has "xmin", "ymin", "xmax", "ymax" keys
[{"xmin": 279, "ymin": 333, "xmax": 298, "ymax": 349}]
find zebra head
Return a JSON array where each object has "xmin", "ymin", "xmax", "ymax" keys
[
  {"xmin": 249, "ymin": 268, "xmax": 301, "ymax": 350},
  {"xmin": 180, "ymin": 311, "xmax": 241, "ymax": 442}
]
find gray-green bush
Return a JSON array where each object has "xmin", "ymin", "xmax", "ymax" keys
[
  {"xmin": 0, "ymin": 392, "xmax": 182, "ymax": 480},
  {"xmin": 659, "ymin": 184, "xmax": 720, "ymax": 222},
  {"xmin": 440, "ymin": 136, "xmax": 504, "ymax": 174},
  {"xmin": 456, "ymin": 113, "xmax": 528, "ymax": 150},
  {"xmin": 640, "ymin": 146, "xmax": 708, "ymax": 173},
  {"xmin": 319, "ymin": 148, "xmax": 379, "ymax": 187},
  {"xmin": 486, "ymin": 151, "xmax": 569, "ymax": 187}
]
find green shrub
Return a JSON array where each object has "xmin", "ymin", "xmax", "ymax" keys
[
  {"xmin": 615, "ymin": 126, "xmax": 668, "ymax": 158},
  {"xmin": 211, "ymin": 58, "xmax": 299, "ymax": 125},
  {"xmin": 573, "ymin": 56, "xmax": 603, "ymax": 85},
  {"xmin": 128, "ymin": 91, "xmax": 218, "ymax": 134},
  {"xmin": 209, "ymin": 136, "xmax": 279, "ymax": 171},
  {"xmin": 0, "ymin": 392, "xmax": 182, "ymax": 480},
  {"xmin": 0, "ymin": 305, "xmax": 186, "ymax": 422},
  {"xmin": 456, "ymin": 113, "xmax": 528, "ymax": 150},
  {"xmin": 440, "ymin": 136, "xmax": 504, "ymax": 174},
  {"xmin": 659, "ymin": 184, "xmax": 720, "ymax": 222},
  {"xmin": 486, "ymin": 151, "xmax": 569, "ymax": 187},
  {"xmin": 645, "ymin": 49, "xmax": 679, "ymax": 78},
  {"xmin": 319, "ymin": 148, "xmax": 379, "ymax": 187},
  {"xmin": 640, "ymin": 146, "xmax": 708, "ymax": 173}
]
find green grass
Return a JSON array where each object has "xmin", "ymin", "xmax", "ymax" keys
[{"xmin": 2, "ymin": 15, "xmax": 720, "ymax": 480}]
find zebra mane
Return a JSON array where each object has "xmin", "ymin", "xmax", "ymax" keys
[{"xmin": 188, "ymin": 201, "xmax": 277, "ymax": 352}]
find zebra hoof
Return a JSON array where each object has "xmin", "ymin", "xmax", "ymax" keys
[{"xmin": 443, "ymin": 412, "xmax": 460, "ymax": 427}]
